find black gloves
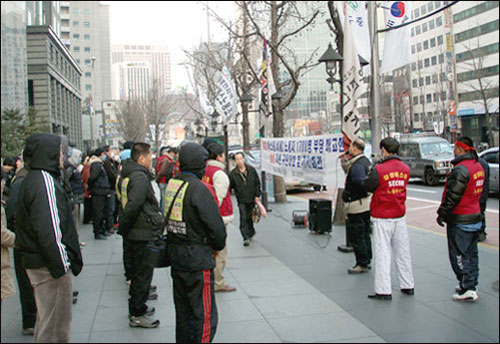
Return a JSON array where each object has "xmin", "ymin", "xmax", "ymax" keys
[{"xmin": 436, "ymin": 216, "xmax": 445, "ymax": 227}]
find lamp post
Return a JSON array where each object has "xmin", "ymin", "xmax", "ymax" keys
[{"xmin": 319, "ymin": 43, "xmax": 355, "ymax": 253}]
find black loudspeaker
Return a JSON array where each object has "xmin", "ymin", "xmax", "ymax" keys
[{"xmin": 309, "ymin": 198, "xmax": 332, "ymax": 234}]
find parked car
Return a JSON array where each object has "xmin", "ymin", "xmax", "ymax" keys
[
  {"xmin": 399, "ymin": 136, "xmax": 454, "ymax": 185},
  {"xmin": 479, "ymin": 147, "xmax": 499, "ymax": 195}
]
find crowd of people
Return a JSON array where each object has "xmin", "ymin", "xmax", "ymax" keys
[{"xmin": 0, "ymin": 133, "xmax": 491, "ymax": 342}]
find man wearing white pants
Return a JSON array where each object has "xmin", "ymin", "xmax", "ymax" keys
[{"xmin": 364, "ymin": 137, "xmax": 414, "ymax": 300}]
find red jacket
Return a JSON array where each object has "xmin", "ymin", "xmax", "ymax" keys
[
  {"xmin": 81, "ymin": 164, "xmax": 91, "ymax": 199},
  {"xmin": 364, "ymin": 157, "xmax": 410, "ymax": 219},
  {"xmin": 203, "ymin": 164, "xmax": 233, "ymax": 217}
]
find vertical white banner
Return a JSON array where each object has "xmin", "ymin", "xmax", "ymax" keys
[
  {"xmin": 381, "ymin": 1, "xmax": 412, "ymax": 73},
  {"xmin": 342, "ymin": 10, "xmax": 364, "ymax": 150},
  {"xmin": 338, "ymin": 1, "xmax": 371, "ymax": 63},
  {"xmin": 214, "ymin": 66, "xmax": 237, "ymax": 125},
  {"xmin": 197, "ymin": 86, "xmax": 214, "ymax": 118}
]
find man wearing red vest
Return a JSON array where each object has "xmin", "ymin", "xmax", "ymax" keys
[
  {"xmin": 364, "ymin": 137, "xmax": 414, "ymax": 300},
  {"xmin": 437, "ymin": 137, "xmax": 485, "ymax": 302},
  {"xmin": 202, "ymin": 142, "xmax": 237, "ymax": 293}
]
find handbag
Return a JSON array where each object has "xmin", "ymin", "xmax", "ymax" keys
[
  {"xmin": 252, "ymin": 203, "xmax": 261, "ymax": 223},
  {"xmin": 144, "ymin": 180, "xmax": 187, "ymax": 268}
]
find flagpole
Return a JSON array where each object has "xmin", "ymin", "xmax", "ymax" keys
[{"xmin": 368, "ymin": 1, "xmax": 382, "ymax": 155}]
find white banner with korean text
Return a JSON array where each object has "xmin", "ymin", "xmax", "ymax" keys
[{"xmin": 261, "ymin": 134, "xmax": 346, "ymax": 187}]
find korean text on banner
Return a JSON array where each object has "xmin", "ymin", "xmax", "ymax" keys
[
  {"xmin": 381, "ymin": 1, "xmax": 412, "ymax": 73},
  {"xmin": 337, "ymin": 1, "xmax": 371, "ymax": 64},
  {"xmin": 342, "ymin": 8, "xmax": 365, "ymax": 151},
  {"xmin": 261, "ymin": 134, "xmax": 346, "ymax": 188},
  {"xmin": 214, "ymin": 66, "xmax": 237, "ymax": 125}
]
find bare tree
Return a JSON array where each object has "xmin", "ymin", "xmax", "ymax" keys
[
  {"xmin": 115, "ymin": 98, "xmax": 147, "ymax": 143},
  {"xmin": 208, "ymin": 1, "xmax": 324, "ymax": 203},
  {"xmin": 458, "ymin": 38, "xmax": 499, "ymax": 146}
]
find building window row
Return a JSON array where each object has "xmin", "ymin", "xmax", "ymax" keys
[
  {"xmin": 458, "ymin": 87, "xmax": 499, "ymax": 103},
  {"xmin": 456, "ymin": 43, "xmax": 499, "ymax": 63},
  {"xmin": 457, "ymin": 65, "xmax": 500, "ymax": 83},
  {"xmin": 412, "ymin": 35, "xmax": 443, "ymax": 54},
  {"xmin": 453, "ymin": 1, "xmax": 499, "ymax": 23},
  {"xmin": 411, "ymin": 16, "xmax": 443, "ymax": 37},
  {"xmin": 411, "ymin": 54, "xmax": 444, "ymax": 72},
  {"xmin": 455, "ymin": 20, "xmax": 499, "ymax": 44}
]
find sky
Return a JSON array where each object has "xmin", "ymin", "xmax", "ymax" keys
[{"xmin": 104, "ymin": 1, "xmax": 236, "ymax": 91}]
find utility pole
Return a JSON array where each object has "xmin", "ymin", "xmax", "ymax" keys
[{"xmin": 368, "ymin": 2, "xmax": 382, "ymax": 155}]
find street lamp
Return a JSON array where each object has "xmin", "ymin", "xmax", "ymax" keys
[{"xmin": 318, "ymin": 43, "xmax": 343, "ymax": 90}]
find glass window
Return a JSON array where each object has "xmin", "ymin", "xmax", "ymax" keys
[
  {"xmin": 85, "ymin": 85, "xmax": 92, "ymax": 91},
  {"xmin": 418, "ymin": 60, "xmax": 423, "ymax": 69},
  {"xmin": 419, "ymin": 77, "xmax": 424, "ymax": 87},
  {"xmin": 420, "ymin": 95, "xmax": 425, "ymax": 104},
  {"xmin": 417, "ymin": 42, "xmax": 422, "ymax": 52},
  {"xmin": 428, "ymin": 2, "xmax": 434, "ymax": 12},
  {"xmin": 423, "ymin": 22, "xmax": 428, "ymax": 32},
  {"xmin": 85, "ymin": 72, "xmax": 91, "ymax": 78},
  {"xmin": 84, "ymin": 34, "xmax": 90, "ymax": 40},
  {"xmin": 84, "ymin": 47, "xmax": 91, "ymax": 53},
  {"xmin": 412, "ymin": 45, "xmax": 416, "ymax": 54},
  {"xmin": 424, "ymin": 40, "xmax": 429, "ymax": 50},
  {"xmin": 441, "ymin": 91, "xmax": 446, "ymax": 100},
  {"xmin": 415, "ymin": 8, "xmax": 420, "ymax": 18},
  {"xmin": 430, "ymin": 38, "xmax": 436, "ymax": 47},
  {"xmin": 73, "ymin": 46, "xmax": 80, "ymax": 52},
  {"xmin": 85, "ymin": 59, "xmax": 91, "ymax": 65},
  {"xmin": 435, "ymin": 1, "xmax": 441, "ymax": 9},
  {"xmin": 411, "ymin": 28, "xmax": 415, "ymax": 37},
  {"xmin": 425, "ymin": 76, "xmax": 431, "ymax": 85},
  {"xmin": 412, "ymin": 62, "xmax": 417, "ymax": 71},
  {"xmin": 416, "ymin": 25, "xmax": 421, "ymax": 35},
  {"xmin": 73, "ymin": 33, "xmax": 80, "ymax": 39},
  {"xmin": 421, "ymin": 5, "xmax": 427, "ymax": 15},
  {"xmin": 421, "ymin": 142, "xmax": 453, "ymax": 158},
  {"xmin": 413, "ymin": 96, "xmax": 419, "ymax": 105},
  {"xmin": 83, "ymin": 22, "xmax": 90, "ymax": 28},
  {"xmin": 439, "ymin": 54, "xmax": 444, "ymax": 63},
  {"xmin": 413, "ymin": 79, "xmax": 418, "ymax": 88},
  {"xmin": 72, "ymin": 8, "xmax": 79, "ymax": 15},
  {"xmin": 432, "ymin": 74, "xmax": 438, "ymax": 83},
  {"xmin": 424, "ymin": 58, "xmax": 430, "ymax": 67},
  {"xmin": 426, "ymin": 94, "xmax": 432, "ymax": 102},
  {"xmin": 436, "ymin": 16, "xmax": 443, "ymax": 26},
  {"xmin": 431, "ymin": 56, "xmax": 437, "ymax": 65},
  {"xmin": 483, "ymin": 152, "xmax": 499, "ymax": 164},
  {"xmin": 437, "ymin": 35, "xmax": 443, "ymax": 45},
  {"xmin": 429, "ymin": 20, "xmax": 435, "ymax": 30},
  {"xmin": 83, "ymin": 9, "xmax": 91, "ymax": 15},
  {"xmin": 72, "ymin": 21, "xmax": 79, "ymax": 27}
]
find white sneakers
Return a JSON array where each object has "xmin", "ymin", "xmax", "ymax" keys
[{"xmin": 453, "ymin": 289, "xmax": 478, "ymax": 302}]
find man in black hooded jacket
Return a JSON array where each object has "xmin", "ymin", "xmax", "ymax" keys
[
  {"xmin": 165, "ymin": 142, "xmax": 226, "ymax": 343},
  {"xmin": 118, "ymin": 142, "xmax": 163, "ymax": 328},
  {"xmin": 15, "ymin": 133, "xmax": 83, "ymax": 343}
]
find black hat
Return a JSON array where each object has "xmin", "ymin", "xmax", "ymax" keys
[
  {"xmin": 167, "ymin": 146, "xmax": 179, "ymax": 154},
  {"xmin": 3, "ymin": 157, "xmax": 17, "ymax": 167},
  {"xmin": 123, "ymin": 141, "xmax": 134, "ymax": 150},
  {"xmin": 93, "ymin": 147, "xmax": 105, "ymax": 157}
]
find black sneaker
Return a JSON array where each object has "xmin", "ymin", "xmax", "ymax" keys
[
  {"xmin": 401, "ymin": 288, "xmax": 414, "ymax": 295},
  {"xmin": 367, "ymin": 293, "xmax": 392, "ymax": 300}
]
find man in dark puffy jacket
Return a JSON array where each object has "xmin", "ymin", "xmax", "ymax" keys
[
  {"xmin": 15, "ymin": 133, "xmax": 83, "ymax": 342},
  {"xmin": 437, "ymin": 137, "xmax": 486, "ymax": 302},
  {"xmin": 166, "ymin": 142, "xmax": 226, "ymax": 343},
  {"xmin": 88, "ymin": 147, "xmax": 113, "ymax": 240},
  {"xmin": 118, "ymin": 142, "xmax": 163, "ymax": 328}
]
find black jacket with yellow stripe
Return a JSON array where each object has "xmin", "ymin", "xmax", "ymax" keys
[{"xmin": 117, "ymin": 159, "xmax": 163, "ymax": 241}]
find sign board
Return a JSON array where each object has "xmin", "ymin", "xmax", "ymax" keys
[{"xmin": 261, "ymin": 134, "xmax": 346, "ymax": 188}]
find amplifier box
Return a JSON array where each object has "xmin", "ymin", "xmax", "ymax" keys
[{"xmin": 309, "ymin": 198, "xmax": 332, "ymax": 234}]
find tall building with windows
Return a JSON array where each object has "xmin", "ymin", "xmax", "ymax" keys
[
  {"xmin": 60, "ymin": 1, "xmax": 111, "ymax": 148},
  {"xmin": 112, "ymin": 44, "xmax": 171, "ymax": 98},
  {"xmin": 1, "ymin": 1, "xmax": 28, "ymax": 112},
  {"xmin": 111, "ymin": 61, "xmax": 152, "ymax": 101},
  {"xmin": 410, "ymin": 1, "xmax": 498, "ymax": 144},
  {"xmin": 453, "ymin": 1, "xmax": 499, "ymax": 145}
]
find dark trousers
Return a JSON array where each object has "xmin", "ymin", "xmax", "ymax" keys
[
  {"xmin": 346, "ymin": 211, "xmax": 372, "ymax": 268},
  {"xmin": 14, "ymin": 249, "xmax": 37, "ymax": 329},
  {"xmin": 127, "ymin": 239, "xmax": 154, "ymax": 316},
  {"xmin": 83, "ymin": 196, "xmax": 93, "ymax": 224},
  {"xmin": 238, "ymin": 202, "xmax": 255, "ymax": 240},
  {"xmin": 92, "ymin": 193, "xmax": 112, "ymax": 236},
  {"xmin": 171, "ymin": 268, "xmax": 218, "ymax": 343},
  {"xmin": 106, "ymin": 191, "xmax": 116, "ymax": 229},
  {"xmin": 122, "ymin": 236, "xmax": 134, "ymax": 282},
  {"xmin": 447, "ymin": 224, "xmax": 480, "ymax": 291}
]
